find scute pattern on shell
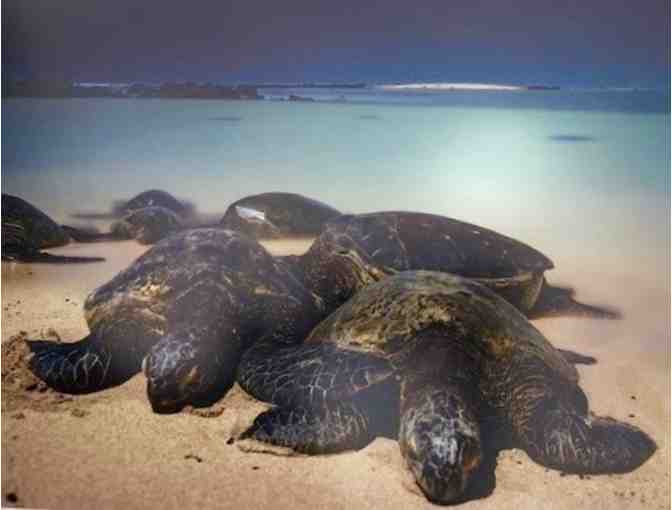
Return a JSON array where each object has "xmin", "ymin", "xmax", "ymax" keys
[{"xmin": 306, "ymin": 271, "xmax": 578, "ymax": 384}]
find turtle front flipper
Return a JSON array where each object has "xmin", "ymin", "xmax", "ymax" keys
[
  {"xmin": 526, "ymin": 407, "xmax": 657, "ymax": 474},
  {"xmin": 529, "ymin": 280, "xmax": 621, "ymax": 319},
  {"xmin": 511, "ymin": 379, "xmax": 657, "ymax": 474},
  {"xmin": 27, "ymin": 334, "xmax": 138, "ymax": 393},
  {"xmin": 240, "ymin": 403, "xmax": 373, "ymax": 454},
  {"xmin": 238, "ymin": 341, "xmax": 394, "ymax": 409},
  {"xmin": 237, "ymin": 340, "xmax": 396, "ymax": 452}
]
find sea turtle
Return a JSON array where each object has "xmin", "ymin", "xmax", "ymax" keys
[
  {"xmin": 219, "ymin": 192, "xmax": 342, "ymax": 239},
  {"xmin": 2, "ymin": 194, "xmax": 104, "ymax": 263},
  {"xmin": 237, "ymin": 271, "xmax": 656, "ymax": 504},
  {"xmin": 109, "ymin": 206, "xmax": 183, "ymax": 244},
  {"xmin": 63, "ymin": 206, "xmax": 186, "ymax": 245},
  {"xmin": 113, "ymin": 189, "xmax": 195, "ymax": 218},
  {"xmin": 26, "ymin": 228, "xmax": 323, "ymax": 413},
  {"xmin": 70, "ymin": 189, "xmax": 195, "ymax": 221},
  {"xmin": 299, "ymin": 211, "xmax": 618, "ymax": 318}
]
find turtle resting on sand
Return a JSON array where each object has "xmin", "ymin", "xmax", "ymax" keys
[
  {"xmin": 26, "ymin": 228, "xmax": 325, "ymax": 413},
  {"xmin": 109, "ymin": 206, "xmax": 183, "ymax": 244},
  {"xmin": 237, "ymin": 271, "xmax": 656, "ymax": 504},
  {"xmin": 70, "ymin": 189, "xmax": 195, "ymax": 221},
  {"xmin": 2, "ymin": 194, "xmax": 104, "ymax": 263},
  {"xmin": 114, "ymin": 189, "xmax": 195, "ymax": 218},
  {"xmin": 300, "ymin": 212, "xmax": 619, "ymax": 318},
  {"xmin": 219, "ymin": 192, "xmax": 342, "ymax": 239},
  {"xmin": 64, "ymin": 206, "xmax": 185, "ymax": 245}
]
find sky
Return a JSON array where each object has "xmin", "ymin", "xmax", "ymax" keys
[{"xmin": 2, "ymin": 0, "xmax": 670, "ymax": 87}]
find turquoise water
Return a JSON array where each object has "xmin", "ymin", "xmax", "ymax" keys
[{"xmin": 2, "ymin": 92, "xmax": 670, "ymax": 270}]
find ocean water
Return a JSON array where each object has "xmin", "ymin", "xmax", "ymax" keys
[{"xmin": 2, "ymin": 90, "xmax": 670, "ymax": 279}]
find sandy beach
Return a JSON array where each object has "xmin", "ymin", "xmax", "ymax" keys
[{"xmin": 1, "ymin": 232, "xmax": 669, "ymax": 510}]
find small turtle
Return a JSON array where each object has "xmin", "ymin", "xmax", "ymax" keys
[
  {"xmin": 220, "ymin": 192, "xmax": 342, "ymax": 239},
  {"xmin": 2, "ymin": 194, "xmax": 104, "ymax": 263},
  {"xmin": 300, "ymin": 212, "xmax": 619, "ymax": 318},
  {"xmin": 26, "ymin": 228, "xmax": 323, "ymax": 413},
  {"xmin": 237, "ymin": 271, "xmax": 656, "ymax": 504}
]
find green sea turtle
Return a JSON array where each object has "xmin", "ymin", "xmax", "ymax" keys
[
  {"xmin": 299, "ymin": 211, "xmax": 619, "ymax": 318},
  {"xmin": 2, "ymin": 194, "xmax": 104, "ymax": 263},
  {"xmin": 237, "ymin": 271, "xmax": 656, "ymax": 504},
  {"xmin": 26, "ymin": 228, "xmax": 324, "ymax": 413},
  {"xmin": 63, "ymin": 206, "xmax": 185, "ymax": 245},
  {"xmin": 113, "ymin": 189, "xmax": 195, "ymax": 218},
  {"xmin": 70, "ymin": 189, "xmax": 195, "ymax": 220},
  {"xmin": 219, "ymin": 192, "xmax": 342, "ymax": 239},
  {"xmin": 109, "ymin": 206, "xmax": 183, "ymax": 244}
]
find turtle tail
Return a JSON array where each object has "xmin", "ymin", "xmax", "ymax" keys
[{"xmin": 27, "ymin": 334, "xmax": 136, "ymax": 393}]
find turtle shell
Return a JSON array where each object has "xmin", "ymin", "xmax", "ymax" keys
[
  {"xmin": 220, "ymin": 192, "xmax": 342, "ymax": 239},
  {"xmin": 110, "ymin": 206, "xmax": 182, "ymax": 244},
  {"xmin": 113, "ymin": 190, "xmax": 192, "ymax": 217},
  {"xmin": 304, "ymin": 212, "xmax": 554, "ymax": 311},
  {"xmin": 83, "ymin": 228, "xmax": 318, "ymax": 345},
  {"xmin": 305, "ymin": 270, "xmax": 577, "ymax": 384},
  {"xmin": 1, "ymin": 194, "xmax": 70, "ymax": 249}
]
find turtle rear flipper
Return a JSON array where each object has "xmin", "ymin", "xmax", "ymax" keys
[
  {"xmin": 240, "ymin": 404, "xmax": 373, "ymax": 454},
  {"xmin": 528, "ymin": 410, "xmax": 657, "ymax": 474},
  {"xmin": 27, "ymin": 335, "xmax": 137, "ymax": 393},
  {"xmin": 557, "ymin": 349, "xmax": 597, "ymax": 365},
  {"xmin": 530, "ymin": 281, "xmax": 621, "ymax": 319},
  {"xmin": 13, "ymin": 252, "xmax": 106, "ymax": 264}
]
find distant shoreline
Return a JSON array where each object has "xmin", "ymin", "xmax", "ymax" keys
[
  {"xmin": 376, "ymin": 83, "xmax": 560, "ymax": 91},
  {"xmin": 3, "ymin": 79, "xmax": 565, "ymax": 99}
]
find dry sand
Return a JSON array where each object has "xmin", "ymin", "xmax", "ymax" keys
[{"xmin": 1, "ymin": 237, "xmax": 669, "ymax": 509}]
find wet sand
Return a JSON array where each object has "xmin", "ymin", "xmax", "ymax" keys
[{"xmin": 2, "ymin": 237, "xmax": 669, "ymax": 509}]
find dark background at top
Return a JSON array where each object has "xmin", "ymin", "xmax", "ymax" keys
[{"xmin": 3, "ymin": 0, "xmax": 670, "ymax": 87}]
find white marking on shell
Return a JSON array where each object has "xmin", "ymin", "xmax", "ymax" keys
[{"xmin": 235, "ymin": 206, "xmax": 266, "ymax": 222}]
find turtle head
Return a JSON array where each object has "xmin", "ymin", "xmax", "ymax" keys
[
  {"xmin": 400, "ymin": 388, "xmax": 482, "ymax": 504},
  {"xmin": 300, "ymin": 233, "xmax": 392, "ymax": 310},
  {"xmin": 143, "ymin": 330, "xmax": 236, "ymax": 414}
]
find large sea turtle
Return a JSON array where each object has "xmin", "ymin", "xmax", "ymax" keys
[
  {"xmin": 219, "ymin": 192, "xmax": 342, "ymax": 239},
  {"xmin": 26, "ymin": 228, "xmax": 324, "ymax": 412},
  {"xmin": 299, "ymin": 212, "xmax": 618, "ymax": 318},
  {"xmin": 2, "ymin": 194, "xmax": 104, "ymax": 263},
  {"xmin": 237, "ymin": 271, "xmax": 656, "ymax": 504}
]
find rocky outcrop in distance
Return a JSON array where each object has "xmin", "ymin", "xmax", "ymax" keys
[{"xmin": 3, "ymin": 80, "xmax": 262, "ymax": 100}]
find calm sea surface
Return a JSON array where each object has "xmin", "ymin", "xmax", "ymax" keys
[{"xmin": 2, "ymin": 90, "xmax": 670, "ymax": 275}]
